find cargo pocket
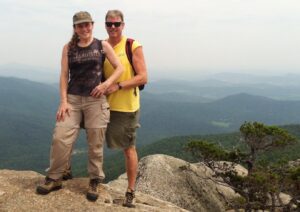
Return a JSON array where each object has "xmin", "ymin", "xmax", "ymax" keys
[
  {"xmin": 124, "ymin": 127, "xmax": 137, "ymax": 146},
  {"xmin": 101, "ymin": 102, "xmax": 110, "ymax": 123}
]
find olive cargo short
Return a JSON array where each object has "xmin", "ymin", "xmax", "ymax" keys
[{"xmin": 106, "ymin": 110, "xmax": 140, "ymax": 149}]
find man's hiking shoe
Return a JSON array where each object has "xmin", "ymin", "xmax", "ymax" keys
[
  {"xmin": 86, "ymin": 178, "xmax": 101, "ymax": 201},
  {"xmin": 123, "ymin": 188, "xmax": 136, "ymax": 208},
  {"xmin": 62, "ymin": 168, "xmax": 73, "ymax": 181},
  {"xmin": 36, "ymin": 177, "xmax": 62, "ymax": 195}
]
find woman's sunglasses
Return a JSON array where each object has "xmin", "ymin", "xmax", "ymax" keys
[{"xmin": 105, "ymin": 22, "xmax": 122, "ymax": 28}]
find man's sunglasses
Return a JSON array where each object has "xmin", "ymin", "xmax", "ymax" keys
[{"xmin": 105, "ymin": 22, "xmax": 122, "ymax": 27}]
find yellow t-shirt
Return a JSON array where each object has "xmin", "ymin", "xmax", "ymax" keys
[{"xmin": 104, "ymin": 36, "xmax": 141, "ymax": 112}]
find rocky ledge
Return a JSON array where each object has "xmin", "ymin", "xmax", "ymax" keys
[{"xmin": 0, "ymin": 169, "xmax": 187, "ymax": 212}]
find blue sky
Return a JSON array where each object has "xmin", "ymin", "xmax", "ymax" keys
[{"xmin": 0, "ymin": 0, "xmax": 300, "ymax": 79}]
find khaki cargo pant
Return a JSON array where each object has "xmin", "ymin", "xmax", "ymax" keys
[{"xmin": 47, "ymin": 94, "xmax": 110, "ymax": 180}]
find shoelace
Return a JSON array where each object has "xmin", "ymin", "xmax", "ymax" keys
[
  {"xmin": 45, "ymin": 177, "xmax": 55, "ymax": 185},
  {"xmin": 125, "ymin": 192, "xmax": 135, "ymax": 203},
  {"xmin": 90, "ymin": 179, "xmax": 99, "ymax": 191}
]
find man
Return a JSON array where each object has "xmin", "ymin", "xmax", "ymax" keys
[{"xmin": 104, "ymin": 10, "xmax": 148, "ymax": 208}]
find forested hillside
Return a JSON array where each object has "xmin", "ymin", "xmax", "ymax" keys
[
  {"xmin": 0, "ymin": 77, "xmax": 58, "ymax": 169},
  {"xmin": 102, "ymin": 124, "xmax": 300, "ymax": 181}
]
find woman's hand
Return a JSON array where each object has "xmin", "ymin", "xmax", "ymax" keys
[
  {"xmin": 56, "ymin": 102, "xmax": 71, "ymax": 122},
  {"xmin": 90, "ymin": 83, "xmax": 108, "ymax": 98},
  {"xmin": 105, "ymin": 83, "xmax": 119, "ymax": 95}
]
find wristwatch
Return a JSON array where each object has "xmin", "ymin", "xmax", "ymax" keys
[{"xmin": 117, "ymin": 82, "xmax": 123, "ymax": 90}]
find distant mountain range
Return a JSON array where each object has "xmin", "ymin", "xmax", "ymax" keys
[
  {"xmin": 1, "ymin": 63, "xmax": 300, "ymax": 100},
  {"xmin": 140, "ymin": 92, "xmax": 300, "ymax": 142},
  {"xmin": 0, "ymin": 63, "xmax": 58, "ymax": 83},
  {"xmin": 148, "ymin": 77, "xmax": 300, "ymax": 101},
  {"xmin": 1, "ymin": 76, "xmax": 300, "ymax": 178}
]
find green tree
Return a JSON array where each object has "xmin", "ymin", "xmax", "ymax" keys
[
  {"xmin": 240, "ymin": 122, "xmax": 296, "ymax": 173},
  {"xmin": 187, "ymin": 122, "xmax": 299, "ymax": 211}
]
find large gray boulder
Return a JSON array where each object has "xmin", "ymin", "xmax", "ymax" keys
[{"xmin": 109, "ymin": 154, "xmax": 240, "ymax": 212}]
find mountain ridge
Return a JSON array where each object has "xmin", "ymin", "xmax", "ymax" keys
[{"xmin": 1, "ymin": 76, "xmax": 300, "ymax": 180}]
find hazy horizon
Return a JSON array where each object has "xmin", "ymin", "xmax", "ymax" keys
[
  {"xmin": 1, "ymin": 62, "xmax": 300, "ymax": 84},
  {"xmin": 1, "ymin": 0, "xmax": 299, "ymax": 79}
]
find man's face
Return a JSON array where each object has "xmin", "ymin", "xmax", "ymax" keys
[{"xmin": 105, "ymin": 16, "xmax": 124, "ymax": 38}]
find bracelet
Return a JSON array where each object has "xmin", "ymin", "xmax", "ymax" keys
[{"xmin": 117, "ymin": 82, "xmax": 123, "ymax": 90}]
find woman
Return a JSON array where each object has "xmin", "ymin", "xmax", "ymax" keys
[{"xmin": 36, "ymin": 11, "xmax": 123, "ymax": 202}]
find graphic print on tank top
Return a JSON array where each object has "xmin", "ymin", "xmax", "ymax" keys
[{"xmin": 68, "ymin": 39, "xmax": 105, "ymax": 96}]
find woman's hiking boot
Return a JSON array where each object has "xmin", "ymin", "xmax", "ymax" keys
[
  {"xmin": 86, "ymin": 178, "xmax": 101, "ymax": 201},
  {"xmin": 36, "ymin": 177, "xmax": 62, "ymax": 195},
  {"xmin": 123, "ymin": 188, "xmax": 136, "ymax": 208},
  {"xmin": 62, "ymin": 168, "xmax": 73, "ymax": 181}
]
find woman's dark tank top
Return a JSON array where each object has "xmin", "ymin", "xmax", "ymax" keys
[{"xmin": 67, "ymin": 38, "xmax": 105, "ymax": 96}]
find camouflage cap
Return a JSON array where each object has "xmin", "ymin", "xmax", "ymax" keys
[{"xmin": 73, "ymin": 11, "xmax": 93, "ymax": 25}]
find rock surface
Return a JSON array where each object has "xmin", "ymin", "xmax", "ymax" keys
[
  {"xmin": 289, "ymin": 159, "xmax": 300, "ymax": 167},
  {"xmin": 109, "ymin": 154, "xmax": 240, "ymax": 212},
  {"xmin": 0, "ymin": 169, "xmax": 187, "ymax": 212}
]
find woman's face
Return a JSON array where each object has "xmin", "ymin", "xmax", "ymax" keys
[{"xmin": 74, "ymin": 22, "xmax": 93, "ymax": 40}]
